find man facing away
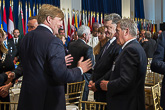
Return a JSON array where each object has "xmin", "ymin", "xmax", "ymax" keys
[
  {"xmin": 68, "ymin": 25, "xmax": 94, "ymax": 102},
  {"xmin": 17, "ymin": 4, "xmax": 92, "ymax": 110}
]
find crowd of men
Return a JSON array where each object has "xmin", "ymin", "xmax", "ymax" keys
[{"xmin": 1, "ymin": 4, "xmax": 165, "ymax": 110}]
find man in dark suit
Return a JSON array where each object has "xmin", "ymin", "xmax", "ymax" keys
[
  {"xmin": 68, "ymin": 25, "xmax": 94, "ymax": 102},
  {"xmin": 3, "ymin": 32, "xmax": 17, "ymax": 60},
  {"xmin": 17, "ymin": 4, "xmax": 92, "ymax": 110},
  {"xmin": 151, "ymin": 31, "xmax": 165, "ymax": 110},
  {"xmin": 142, "ymin": 31, "xmax": 156, "ymax": 58},
  {"xmin": 88, "ymin": 13, "xmax": 121, "ymax": 103},
  {"xmin": 100, "ymin": 19, "xmax": 147, "ymax": 110}
]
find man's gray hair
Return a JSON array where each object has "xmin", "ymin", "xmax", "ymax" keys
[
  {"xmin": 104, "ymin": 13, "xmax": 121, "ymax": 24},
  {"xmin": 118, "ymin": 19, "xmax": 137, "ymax": 37},
  {"xmin": 145, "ymin": 31, "xmax": 151, "ymax": 39},
  {"xmin": 77, "ymin": 25, "xmax": 90, "ymax": 37}
]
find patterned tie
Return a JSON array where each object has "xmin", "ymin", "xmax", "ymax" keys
[
  {"xmin": 101, "ymin": 41, "xmax": 110, "ymax": 57},
  {"xmin": 4, "ymin": 41, "xmax": 8, "ymax": 49}
]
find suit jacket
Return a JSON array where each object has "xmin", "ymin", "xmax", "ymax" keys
[
  {"xmin": 92, "ymin": 39, "xmax": 121, "ymax": 102},
  {"xmin": 18, "ymin": 26, "xmax": 82, "ymax": 110},
  {"xmin": 142, "ymin": 38, "xmax": 156, "ymax": 58},
  {"xmin": 151, "ymin": 31, "xmax": 165, "ymax": 108},
  {"xmin": 0, "ymin": 53, "xmax": 15, "ymax": 86},
  {"xmin": 9, "ymin": 38, "xmax": 22, "ymax": 58},
  {"xmin": 106, "ymin": 39, "xmax": 147, "ymax": 110},
  {"xmin": 6, "ymin": 39, "xmax": 17, "ymax": 60},
  {"xmin": 68, "ymin": 39, "xmax": 94, "ymax": 74}
]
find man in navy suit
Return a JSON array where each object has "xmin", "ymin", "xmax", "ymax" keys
[
  {"xmin": 151, "ymin": 31, "xmax": 165, "ymax": 110},
  {"xmin": 17, "ymin": 4, "xmax": 92, "ymax": 110},
  {"xmin": 88, "ymin": 13, "xmax": 121, "ymax": 103},
  {"xmin": 100, "ymin": 19, "xmax": 147, "ymax": 110},
  {"xmin": 68, "ymin": 25, "xmax": 95, "ymax": 102}
]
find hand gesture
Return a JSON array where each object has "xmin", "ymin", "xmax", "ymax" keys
[
  {"xmin": 0, "ymin": 83, "xmax": 11, "ymax": 98},
  {"xmin": 88, "ymin": 80, "xmax": 97, "ymax": 92},
  {"xmin": 77, "ymin": 57, "xmax": 92, "ymax": 73},
  {"xmin": 65, "ymin": 54, "xmax": 73, "ymax": 66},
  {"xmin": 5, "ymin": 71, "xmax": 15, "ymax": 84},
  {"xmin": 100, "ymin": 80, "xmax": 109, "ymax": 91}
]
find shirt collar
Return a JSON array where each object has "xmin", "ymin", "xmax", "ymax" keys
[
  {"xmin": 122, "ymin": 38, "xmax": 136, "ymax": 49},
  {"xmin": 39, "ymin": 24, "xmax": 53, "ymax": 34},
  {"xmin": 110, "ymin": 37, "xmax": 116, "ymax": 44},
  {"xmin": 79, "ymin": 38, "xmax": 86, "ymax": 44}
]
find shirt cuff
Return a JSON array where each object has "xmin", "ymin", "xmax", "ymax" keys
[{"xmin": 78, "ymin": 67, "xmax": 83, "ymax": 75}]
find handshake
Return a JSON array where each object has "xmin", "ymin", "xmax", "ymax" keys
[
  {"xmin": 4, "ymin": 71, "xmax": 15, "ymax": 84},
  {"xmin": 88, "ymin": 80, "xmax": 109, "ymax": 91}
]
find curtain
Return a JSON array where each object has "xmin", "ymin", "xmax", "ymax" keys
[
  {"xmin": 1, "ymin": 0, "xmax": 60, "ymax": 29},
  {"xmin": 82, "ymin": 0, "xmax": 121, "ymax": 22},
  {"xmin": 135, "ymin": 0, "xmax": 145, "ymax": 19}
]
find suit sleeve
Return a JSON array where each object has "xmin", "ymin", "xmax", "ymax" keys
[
  {"xmin": 0, "ymin": 73, "xmax": 8, "ymax": 85},
  {"xmin": 107, "ymin": 47, "xmax": 139, "ymax": 97},
  {"xmin": 47, "ymin": 38, "xmax": 82, "ymax": 83},
  {"xmin": 95, "ymin": 70, "xmax": 111, "ymax": 91},
  {"xmin": 151, "ymin": 32, "xmax": 165, "ymax": 75},
  {"xmin": 86, "ymin": 47, "xmax": 95, "ymax": 66}
]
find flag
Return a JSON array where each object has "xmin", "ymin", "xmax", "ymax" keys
[
  {"xmin": 67, "ymin": 13, "xmax": 71, "ymax": 42},
  {"xmin": 8, "ymin": 6, "xmax": 14, "ymax": 39},
  {"xmin": 77, "ymin": 13, "xmax": 79, "ymax": 28},
  {"xmin": 71, "ymin": 12, "xmax": 75, "ymax": 41},
  {"xmin": 92, "ymin": 15, "xmax": 95, "ymax": 26},
  {"xmin": 33, "ymin": 4, "xmax": 36, "ymax": 16},
  {"xmin": 101, "ymin": 13, "xmax": 104, "ymax": 25},
  {"xmin": 18, "ymin": 3, "xmax": 25, "ymax": 38},
  {"xmin": 29, "ymin": 2, "xmax": 32, "ymax": 17},
  {"xmin": 3, "ymin": 5, "xmax": 7, "ymax": 33},
  {"xmin": 36, "ymin": 3, "xmax": 39, "ymax": 15},
  {"xmin": 88, "ymin": 12, "xmax": 91, "ymax": 29},
  {"xmin": 79, "ymin": 12, "xmax": 82, "ymax": 27},
  {"xmin": 153, "ymin": 24, "xmax": 156, "ymax": 33},
  {"xmin": 0, "ymin": 5, "xmax": 2, "ymax": 29},
  {"xmin": 25, "ymin": 1, "xmax": 28, "ymax": 33},
  {"xmin": 75, "ymin": 13, "xmax": 78, "ymax": 31},
  {"xmin": 82, "ymin": 10, "xmax": 85, "ymax": 25}
]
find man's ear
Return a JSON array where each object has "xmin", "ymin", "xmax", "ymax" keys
[
  {"xmin": 46, "ymin": 16, "xmax": 51, "ymax": 24},
  {"xmin": 82, "ymin": 33, "xmax": 86, "ymax": 38},
  {"xmin": 124, "ymin": 28, "xmax": 129, "ymax": 36}
]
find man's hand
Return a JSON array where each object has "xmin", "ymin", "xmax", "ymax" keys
[
  {"xmin": 100, "ymin": 80, "xmax": 109, "ymax": 91},
  {"xmin": 77, "ymin": 57, "xmax": 92, "ymax": 73},
  {"xmin": 4, "ymin": 72, "xmax": 15, "ymax": 84},
  {"xmin": 88, "ymin": 81, "xmax": 97, "ymax": 92},
  {"xmin": 0, "ymin": 84, "xmax": 10, "ymax": 98},
  {"xmin": 65, "ymin": 54, "xmax": 73, "ymax": 66}
]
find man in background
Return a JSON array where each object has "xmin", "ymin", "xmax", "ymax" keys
[{"xmin": 27, "ymin": 16, "xmax": 38, "ymax": 32}]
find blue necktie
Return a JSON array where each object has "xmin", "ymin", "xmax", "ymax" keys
[
  {"xmin": 119, "ymin": 48, "xmax": 122, "ymax": 54},
  {"xmin": 4, "ymin": 41, "xmax": 8, "ymax": 49}
]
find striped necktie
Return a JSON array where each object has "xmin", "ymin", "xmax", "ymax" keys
[{"xmin": 4, "ymin": 41, "xmax": 8, "ymax": 49}]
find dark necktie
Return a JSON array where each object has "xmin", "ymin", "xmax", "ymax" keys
[
  {"xmin": 15, "ymin": 39, "xmax": 17, "ymax": 44},
  {"xmin": 101, "ymin": 41, "xmax": 110, "ymax": 57}
]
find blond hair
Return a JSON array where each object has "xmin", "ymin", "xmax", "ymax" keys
[
  {"xmin": 0, "ymin": 29, "xmax": 8, "ymax": 54},
  {"xmin": 37, "ymin": 4, "xmax": 64, "ymax": 24},
  {"xmin": 57, "ymin": 35, "xmax": 65, "ymax": 40}
]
